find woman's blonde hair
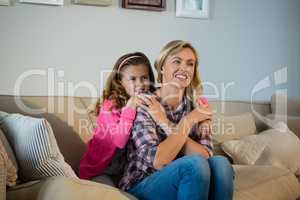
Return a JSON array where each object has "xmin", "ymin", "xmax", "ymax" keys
[
  {"xmin": 92, "ymin": 52, "xmax": 155, "ymax": 115},
  {"xmin": 154, "ymin": 40, "xmax": 203, "ymax": 104}
]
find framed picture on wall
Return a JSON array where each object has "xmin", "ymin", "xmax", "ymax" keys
[
  {"xmin": 19, "ymin": 0, "xmax": 63, "ymax": 5},
  {"xmin": 176, "ymin": 0, "xmax": 210, "ymax": 19},
  {"xmin": 73, "ymin": 0, "xmax": 111, "ymax": 6},
  {"xmin": 122, "ymin": 0, "xmax": 166, "ymax": 11},
  {"xmin": 0, "ymin": 0, "xmax": 10, "ymax": 5}
]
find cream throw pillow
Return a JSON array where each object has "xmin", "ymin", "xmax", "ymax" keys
[
  {"xmin": 222, "ymin": 122, "xmax": 300, "ymax": 175},
  {"xmin": 212, "ymin": 112, "xmax": 257, "ymax": 144},
  {"xmin": 212, "ymin": 113, "xmax": 257, "ymax": 156},
  {"xmin": 221, "ymin": 135, "xmax": 267, "ymax": 165}
]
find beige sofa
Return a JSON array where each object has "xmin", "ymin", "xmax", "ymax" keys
[{"xmin": 0, "ymin": 94, "xmax": 300, "ymax": 200}]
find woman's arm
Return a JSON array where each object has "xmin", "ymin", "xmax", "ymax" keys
[
  {"xmin": 182, "ymin": 138, "xmax": 210, "ymax": 159},
  {"xmin": 153, "ymin": 112, "xmax": 207, "ymax": 170},
  {"xmin": 140, "ymin": 106, "xmax": 211, "ymax": 169},
  {"xmin": 182, "ymin": 120, "xmax": 214, "ymax": 158},
  {"xmin": 130, "ymin": 108, "xmax": 202, "ymax": 171},
  {"xmin": 136, "ymin": 94, "xmax": 212, "ymax": 169}
]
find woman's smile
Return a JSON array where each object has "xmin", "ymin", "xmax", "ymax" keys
[{"xmin": 174, "ymin": 71, "xmax": 190, "ymax": 82}]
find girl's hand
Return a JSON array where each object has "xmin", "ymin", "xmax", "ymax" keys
[
  {"xmin": 188, "ymin": 97, "xmax": 213, "ymax": 124},
  {"xmin": 136, "ymin": 94, "xmax": 169, "ymax": 125},
  {"xmin": 126, "ymin": 96, "xmax": 138, "ymax": 109},
  {"xmin": 194, "ymin": 87, "xmax": 209, "ymax": 109},
  {"xmin": 198, "ymin": 119, "xmax": 213, "ymax": 138}
]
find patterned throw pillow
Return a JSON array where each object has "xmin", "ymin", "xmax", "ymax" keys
[
  {"xmin": 0, "ymin": 128, "xmax": 18, "ymax": 186},
  {"xmin": 0, "ymin": 111, "xmax": 77, "ymax": 181}
]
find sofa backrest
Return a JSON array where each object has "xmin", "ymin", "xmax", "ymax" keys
[
  {"xmin": 0, "ymin": 95, "xmax": 95, "ymax": 175},
  {"xmin": 210, "ymin": 100, "xmax": 271, "ymax": 132},
  {"xmin": 0, "ymin": 95, "xmax": 271, "ymax": 174}
]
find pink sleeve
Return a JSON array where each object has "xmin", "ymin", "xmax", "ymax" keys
[{"xmin": 96, "ymin": 100, "xmax": 136, "ymax": 148}]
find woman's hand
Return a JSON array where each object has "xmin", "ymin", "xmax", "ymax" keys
[{"xmin": 136, "ymin": 94, "xmax": 169, "ymax": 125}]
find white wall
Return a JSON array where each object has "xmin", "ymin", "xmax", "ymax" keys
[{"xmin": 0, "ymin": 0, "xmax": 299, "ymax": 101}]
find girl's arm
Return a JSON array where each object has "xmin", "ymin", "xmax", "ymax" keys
[{"xmin": 97, "ymin": 99, "xmax": 136, "ymax": 148}]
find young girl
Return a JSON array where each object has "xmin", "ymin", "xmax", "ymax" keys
[{"xmin": 79, "ymin": 52, "xmax": 156, "ymax": 180}]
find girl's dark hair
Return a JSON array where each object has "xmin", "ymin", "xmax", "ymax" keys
[{"xmin": 92, "ymin": 52, "xmax": 155, "ymax": 115}]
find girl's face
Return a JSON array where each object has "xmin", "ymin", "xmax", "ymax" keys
[
  {"xmin": 120, "ymin": 64, "xmax": 151, "ymax": 97},
  {"xmin": 161, "ymin": 48, "xmax": 196, "ymax": 89}
]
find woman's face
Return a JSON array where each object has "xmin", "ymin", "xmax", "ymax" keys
[
  {"xmin": 120, "ymin": 64, "xmax": 150, "ymax": 97},
  {"xmin": 161, "ymin": 48, "xmax": 196, "ymax": 89}
]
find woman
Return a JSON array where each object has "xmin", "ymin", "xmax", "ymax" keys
[{"xmin": 119, "ymin": 40, "xmax": 234, "ymax": 200}]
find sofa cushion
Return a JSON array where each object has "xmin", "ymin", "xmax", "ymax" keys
[
  {"xmin": 233, "ymin": 165, "xmax": 300, "ymax": 200},
  {"xmin": 0, "ymin": 144, "xmax": 7, "ymax": 200},
  {"xmin": 222, "ymin": 122, "xmax": 300, "ymax": 176},
  {"xmin": 0, "ymin": 128, "xmax": 18, "ymax": 186},
  {"xmin": 221, "ymin": 135, "xmax": 267, "ymax": 165},
  {"xmin": 0, "ymin": 111, "xmax": 77, "ymax": 181},
  {"xmin": 91, "ymin": 174, "xmax": 115, "ymax": 187},
  {"xmin": 266, "ymin": 114, "xmax": 300, "ymax": 139},
  {"xmin": 255, "ymin": 123, "xmax": 300, "ymax": 176},
  {"xmin": 212, "ymin": 113, "xmax": 257, "ymax": 155},
  {"xmin": 7, "ymin": 176, "xmax": 137, "ymax": 200},
  {"xmin": 212, "ymin": 113, "xmax": 257, "ymax": 143}
]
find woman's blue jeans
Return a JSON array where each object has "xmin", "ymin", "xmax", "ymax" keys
[{"xmin": 128, "ymin": 155, "xmax": 234, "ymax": 200}]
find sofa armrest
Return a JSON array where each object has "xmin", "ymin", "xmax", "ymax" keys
[
  {"xmin": 266, "ymin": 114, "xmax": 300, "ymax": 138},
  {"xmin": 0, "ymin": 152, "xmax": 6, "ymax": 200},
  {"xmin": 271, "ymin": 92, "xmax": 300, "ymax": 116}
]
